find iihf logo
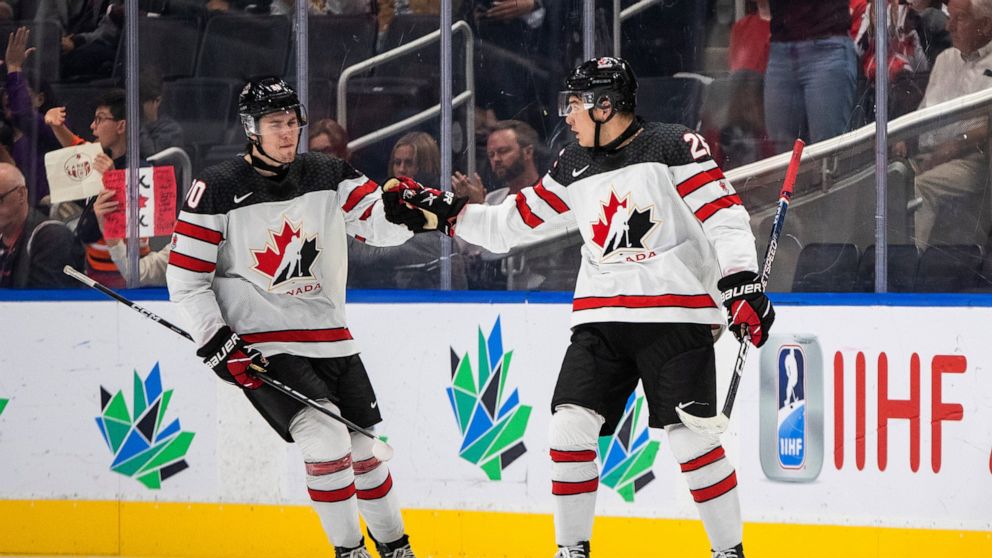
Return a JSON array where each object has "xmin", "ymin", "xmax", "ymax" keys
[
  {"xmin": 777, "ymin": 345, "xmax": 807, "ymax": 469},
  {"xmin": 251, "ymin": 217, "xmax": 321, "ymax": 290},
  {"xmin": 591, "ymin": 189, "xmax": 660, "ymax": 262}
]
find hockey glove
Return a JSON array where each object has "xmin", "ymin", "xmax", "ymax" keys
[
  {"xmin": 718, "ymin": 271, "xmax": 775, "ymax": 348},
  {"xmin": 383, "ymin": 176, "xmax": 467, "ymax": 237},
  {"xmin": 382, "ymin": 177, "xmax": 429, "ymax": 233},
  {"xmin": 197, "ymin": 326, "xmax": 267, "ymax": 389}
]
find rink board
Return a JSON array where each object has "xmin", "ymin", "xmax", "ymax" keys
[{"xmin": 1, "ymin": 298, "xmax": 991, "ymax": 557}]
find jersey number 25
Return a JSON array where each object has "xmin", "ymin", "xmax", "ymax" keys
[{"xmin": 683, "ymin": 132, "xmax": 712, "ymax": 160}]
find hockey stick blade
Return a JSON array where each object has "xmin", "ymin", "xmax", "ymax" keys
[
  {"xmin": 63, "ymin": 266, "xmax": 396, "ymax": 461},
  {"xmin": 677, "ymin": 139, "xmax": 805, "ymax": 436}
]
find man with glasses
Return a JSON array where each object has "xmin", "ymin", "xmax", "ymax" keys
[
  {"xmin": 166, "ymin": 77, "xmax": 419, "ymax": 558},
  {"xmin": 0, "ymin": 163, "xmax": 81, "ymax": 288}
]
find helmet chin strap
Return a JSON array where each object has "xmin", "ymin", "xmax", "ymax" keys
[
  {"xmin": 588, "ymin": 107, "xmax": 642, "ymax": 152},
  {"xmin": 248, "ymin": 134, "xmax": 294, "ymax": 179}
]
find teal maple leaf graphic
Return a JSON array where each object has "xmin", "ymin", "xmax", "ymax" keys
[
  {"xmin": 598, "ymin": 392, "xmax": 660, "ymax": 502},
  {"xmin": 95, "ymin": 363, "xmax": 195, "ymax": 489},
  {"xmin": 0, "ymin": 398, "xmax": 8, "ymax": 418},
  {"xmin": 446, "ymin": 317, "xmax": 532, "ymax": 480}
]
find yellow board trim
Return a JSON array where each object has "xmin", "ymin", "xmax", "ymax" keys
[{"xmin": 1, "ymin": 500, "xmax": 989, "ymax": 557}]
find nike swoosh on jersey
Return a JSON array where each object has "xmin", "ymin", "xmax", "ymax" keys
[
  {"xmin": 370, "ymin": 401, "xmax": 378, "ymax": 409},
  {"xmin": 572, "ymin": 165, "xmax": 590, "ymax": 177},
  {"xmin": 234, "ymin": 192, "xmax": 254, "ymax": 203}
]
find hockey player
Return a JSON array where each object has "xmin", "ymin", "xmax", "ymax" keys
[
  {"xmin": 166, "ymin": 77, "xmax": 419, "ymax": 558},
  {"xmin": 382, "ymin": 57, "xmax": 773, "ymax": 558}
]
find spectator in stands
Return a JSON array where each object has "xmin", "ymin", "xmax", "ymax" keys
[
  {"xmin": 308, "ymin": 118, "xmax": 351, "ymax": 161},
  {"xmin": 911, "ymin": 0, "xmax": 953, "ymax": 65},
  {"xmin": 61, "ymin": 0, "xmax": 122, "ymax": 81},
  {"xmin": 452, "ymin": 119, "xmax": 541, "ymax": 205},
  {"xmin": 3, "ymin": 27, "xmax": 62, "ymax": 209},
  {"xmin": 854, "ymin": 0, "xmax": 930, "ymax": 119},
  {"xmin": 764, "ymin": 0, "xmax": 858, "ymax": 154},
  {"xmin": 0, "ymin": 2, "xmax": 12, "ymax": 20},
  {"xmin": 89, "ymin": 188, "xmax": 169, "ymax": 286},
  {"xmin": 271, "ymin": 0, "xmax": 369, "ymax": 14},
  {"xmin": 451, "ymin": 119, "xmax": 575, "ymax": 290},
  {"xmin": 387, "ymin": 131, "xmax": 439, "ymax": 184},
  {"xmin": 907, "ymin": 0, "xmax": 992, "ymax": 249},
  {"xmin": 728, "ymin": 0, "xmax": 771, "ymax": 74},
  {"xmin": 138, "ymin": 68, "xmax": 184, "ymax": 158},
  {"xmin": 34, "ymin": 1, "xmax": 103, "ymax": 36},
  {"xmin": 0, "ymin": 163, "xmax": 82, "ymax": 288},
  {"xmin": 69, "ymin": 89, "xmax": 152, "ymax": 287}
]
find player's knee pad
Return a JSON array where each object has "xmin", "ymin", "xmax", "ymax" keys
[
  {"xmin": 289, "ymin": 400, "xmax": 352, "ymax": 463},
  {"xmin": 549, "ymin": 404, "xmax": 604, "ymax": 450},
  {"xmin": 665, "ymin": 423, "xmax": 721, "ymax": 464}
]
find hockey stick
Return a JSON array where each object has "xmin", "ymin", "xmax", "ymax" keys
[
  {"xmin": 677, "ymin": 139, "xmax": 805, "ymax": 437},
  {"xmin": 63, "ymin": 265, "xmax": 395, "ymax": 461}
]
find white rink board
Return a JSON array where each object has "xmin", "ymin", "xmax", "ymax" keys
[{"xmin": 0, "ymin": 300, "xmax": 990, "ymax": 532}]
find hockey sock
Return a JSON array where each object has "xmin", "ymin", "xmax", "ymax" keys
[
  {"xmin": 550, "ymin": 404, "xmax": 605, "ymax": 546},
  {"xmin": 290, "ymin": 402, "xmax": 363, "ymax": 549},
  {"xmin": 666, "ymin": 424, "xmax": 742, "ymax": 551},
  {"xmin": 351, "ymin": 431, "xmax": 405, "ymax": 545}
]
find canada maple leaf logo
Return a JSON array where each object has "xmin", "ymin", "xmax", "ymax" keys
[
  {"xmin": 591, "ymin": 189, "xmax": 660, "ymax": 260},
  {"xmin": 251, "ymin": 218, "xmax": 321, "ymax": 288}
]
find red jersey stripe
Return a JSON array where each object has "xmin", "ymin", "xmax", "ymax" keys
[
  {"xmin": 356, "ymin": 473, "xmax": 393, "ymax": 500},
  {"xmin": 534, "ymin": 182, "xmax": 569, "ymax": 214},
  {"xmin": 515, "ymin": 192, "xmax": 544, "ymax": 228},
  {"xmin": 242, "ymin": 328, "xmax": 354, "ymax": 344},
  {"xmin": 676, "ymin": 170, "xmax": 716, "ymax": 197},
  {"xmin": 680, "ymin": 447, "xmax": 726, "ymax": 472},
  {"xmin": 551, "ymin": 478, "xmax": 599, "ymax": 496},
  {"xmin": 308, "ymin": 483, "xmax": 356, "ymax": 503},
  {"xmin": 573, "ymin": 294, "xmax": 716, "ymax": 312},
  {"xmin": 690, "ymin": 471, "xmax": 737, "ymax": 503},
  {"xmin": 342, "ymin": 180, "xmax": 378, "ymax": 212},
  {"xmin": 550, "ymin": 449, "xmax": 597, "ymax": 463},
  {"xmin": 359, "ymin": 201, "xmax": 376, "ymax": 221},
  {"xmin": 168, "ymin": 251, "xmax": 216, "ymax": 273},
  {"xmin": 694, "ymin": 194, "xmax": 742, "ymax": 223},
  {"xmin": 174, "ymin": 220, "xmax": 222, "ymax": 245}
]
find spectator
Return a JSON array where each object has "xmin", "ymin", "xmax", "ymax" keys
[
  {"xmin": 138, "ymin": 68, "xmax": 184, "ymax": 158},
  {"xmin": 910, "ymin": 0, "xmax": 992, "ymax": 249},
  {"xmin": 61, "ymin": 1, "xmax": 123, "ymax": 81},
  {"xmin": 452, "ymin": 119, "xmax": 541, "ymax": 205},
  {"xmin": 764, "ymin": 0, "xmax": 858, "ymax": 153},
  {"xmin": 387, "ymin": 131, "xmax": 439, "ymax": 184},
  {"xmin": 72, "ymin": 89, "xmax": 152, "ymax": 288},
  {"xmin": 0, "ymin": 163, "xmax": 82, "ymax": 288},
  {"xmin": 271, "ymin": 0, "xmax": 370, "ymax": 14},
  {"xmin": 911, "ymin": 0, "xmax": 953, "ymax": 66},
  {"xmin": 33, "ymin": 1, "xmax": 103, "ymax": 36},
  {"xmin": 308, "ymin": 118, "xmax": 351, "ymax": 161},
  {"xmin": 854, "ymin": 0, "xmax": 930, "ymax": 119},
  {"xmin": 728, "ymin": 0, "xmax": 771, "ymax": 75},
  {"xmin": 3, "ymin": 27, "xmax": 63, "ymax": 208},
  {"xmin": 91, "ymin": 188, "xmax": 169, "ymax": 286},
  {"xmin": 0, "ymin": 2, "xmax": 12, "ymax": 20},
  {"xmin": 452, "ymin": 119, "xmax": 576, "ymax": 290}
]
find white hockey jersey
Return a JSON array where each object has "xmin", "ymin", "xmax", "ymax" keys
[
  {"xmin": 166, "ymin": 153, "xmax": 413, "ymax": 357},
  {"xmin": 456, "ymin": 121, "xmax": 758, "ymax": 329}
]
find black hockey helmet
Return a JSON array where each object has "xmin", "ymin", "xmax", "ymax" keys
[
  {"xmin": 238, "ymin": 77, "xmax": 308, "ymax": 136},
  {"xmin": 558, "ymin": 57, "xmax": 638, "ymax": 117}
]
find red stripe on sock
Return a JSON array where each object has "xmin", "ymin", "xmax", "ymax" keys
[
  {"xmin": 550, "ymin": 449, "xmax": 596, "ymax": 463},
  {"xmin": 680, "ymin": 446, "xmax": 726, "ymax": 472},
  {"xmin": 690, "ymin": 471, "xmax": 737, "ymax": 503},
  {"xmin": 308, "ymin": 483, "xmax": 356, "ymax": 502},
  {"xmin": 356, "ymin": 473, "xmax": 393, "ymax": 500},
  {"xmin": 552, "ymin": 478, "xmax": 599, "ymax": 496}
]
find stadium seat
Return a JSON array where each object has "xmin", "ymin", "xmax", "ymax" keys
[
  {"xmin": 300, "ymin": 15, "xmax": 377, "ymax": 83},
  {"xmin": 855, "ymin": 245, "xmax": 920, "ymax": 292},
  {"xmin": 791, "ymin": 243, "xmax": 860, "ymax": 292},
  {"xmin": 915, "ymin": 245, "xmax": 983, "ymax": 292},
  {"xmin": 161, "ymin": 78, "xmax": 236, "ymax": 148},
  {"xmin": 113, "ymin": 16, "xmax": 202, "ymax": 81},
  {"xmin": 195, "ymin": 15, "xmax": 291, "ymax": 80},
  {"xmin": 637, "ymin": 76, "xmax": 707, "ymax": 129}
]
